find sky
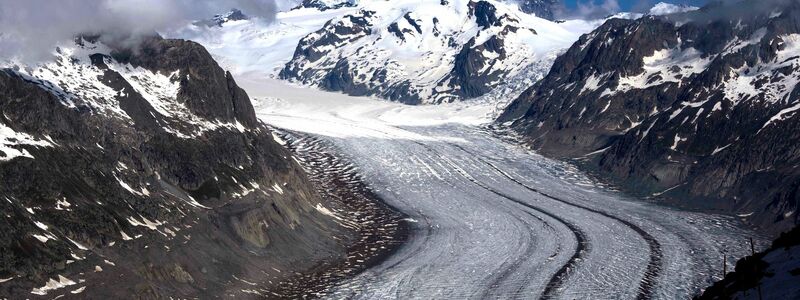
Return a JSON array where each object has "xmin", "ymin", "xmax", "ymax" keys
[
  {"xmin": 0, "ymin": 0, "xmax": 279, "ymax": 63},
  {"xmin": 563, "ymin": 0, "xmax": 708, "ymax": 12}
]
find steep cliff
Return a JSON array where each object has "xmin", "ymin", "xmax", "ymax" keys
[
  {"xmin": 0, "ymin": 36, "xmax": 362, "ymax": 298},
  {"xmin": 499, "ymin": 0, "xmax": 800, "ymax": 233}
]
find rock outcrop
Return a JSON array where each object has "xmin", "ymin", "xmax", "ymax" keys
[{"xmin": 697, "ymin": 226, "xmax": 800, "ymax": 299}]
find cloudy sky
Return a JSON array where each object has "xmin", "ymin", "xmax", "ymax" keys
[
  {"xmin": 564, "ymin": 0, "xmax": 707, "ymax": 11},
  {"xmin": 0, "ymin": 0, "xmax": 712, "ymax": 63},
  {"xmin": 0, "ymin": 0, "xmax": 280, "ymax": 62}
]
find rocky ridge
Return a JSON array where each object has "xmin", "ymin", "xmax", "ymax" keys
[
  {"xmin": 0, "ymin": 35, "xmax": 387, "ymax": 298},
  {"xmin": 499, "ymin": 0, "xmax": 800, "ymax": 233},
  {"xmin": 698, "ymin": 225, "xmax": 800, "ymax": 299}
]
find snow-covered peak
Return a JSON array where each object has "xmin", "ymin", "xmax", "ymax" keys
[
  {"xmin": 279, "ymin": 0, "xmax": 599, "ymax": 104},
  {"xmin": 515, "ymin": 0, "xmax": 559, "ymax": 20},
  {"xmin": 648, "ymin": 2, "xmax": 699, "ymax": 16},
  {"xmin": 195, "ymin": 9, "xmax": 249, "ymax": 27},
  {"xmin": 295, "ymin": 0, "xmax": 357, "ymax": 11},
  {"xmin": 170, "ymin": 0, "xmax": 603, "ymax": 105}
]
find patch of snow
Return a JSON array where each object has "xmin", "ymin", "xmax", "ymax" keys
[
  {"xmin": 55, "ymin": 198, "xmax": 72, "ymax": 210},
  {"xmin": 66, "ymin": 237, "xmax": 89, "ymax": 250},
  {"xmin": 724, "ymin": 34, "xmax": 800, "ymax": 106},
  {"xmin": 609, "ymin": 47, "xmax": 709, "ymax": 96},
  {"xmin": 30, "ymin": 275, "xmax": 76, "ymax": 296},
  {"xmin": 272, "ymin": 183, "xmax": 285, "ymax": 195},
  {"xmin": 711, "ymin": 143, "xmax": 732, "ymax": 155},
  {"xmin": 670, "ymin": 134, "xmax": 687, "ymax": 150},
  {"xmin": 580, "ymin": 73, "xmax": 609, "ymax": 95},
  {"xmin": 120, "ymin": 230, "xmax": 133, "ymax": 240},
  {"xmin": 761, "ymin": 101, "xmax": 800, "ymax": 130},
  {"xmin": 32, "ymin": 234, "xmax": 51, "ymax": 243},
  {"xmin": 170, "ymin": 0, "xmax": 602, "ymax": 104},
  {"xmin": 271, "ymin": 132, "xmax": 288, "ymax": 145},
  {"xmin": 0, "ymin": 122, "xmax": 54, "ymax": 161},
  {"xmin": 127, "ymin": 215, "xmax": 163, "ymax": 230},
  {"xmin": 34, "ymin": 221, "xmax": 49, "ymax": 231},
  {"xmin": 70, "ymin": 286, "xmax": 86, "ymax": 294}
]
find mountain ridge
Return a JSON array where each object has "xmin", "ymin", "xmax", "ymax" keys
[
  {"xmin": 499, "ymin": 0, "xmax": 800, "ymax": 234},
  {"xmin": 279, "ymin": 0, "xmax": 595, "ymax": 104},
  {"xmin": 0, "ymin": 35, "xmax": 383, "ymax": 298}
]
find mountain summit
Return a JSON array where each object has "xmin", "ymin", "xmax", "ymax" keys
[
  {"xmin": 194, "ymin": 9, "xmax": 249, "ymax": 27},
  {"xmin": 280, "ymin": 0, "xmax": 593, "ymax": 104}
]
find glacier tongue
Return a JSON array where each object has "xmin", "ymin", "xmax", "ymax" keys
[{"xmin": 247, "ymin": 77, "xmax": 765, "ymax": 299}]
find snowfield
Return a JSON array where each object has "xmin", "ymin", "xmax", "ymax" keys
[
  {"xmin": 171, "ymin": 1, "xmax": 604, "ymax": 104},
  {"xmin": 172, "ymin": 6, "xmax": 361, "ymax": 76},
  {"xmin": 245, "ymin": 77, "xmax": 764, "ymax": 299}
]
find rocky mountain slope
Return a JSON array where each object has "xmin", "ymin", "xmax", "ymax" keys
[
  {"xmin": 295, "ymin": 0, "xmax": 357, "ymax": 11},
  {"xmin": 0, "ymin": 35, "xmax": 381, "ymax": 298},
  {"xmin": 698, "ymin": 225, "xmax": 800, "ymax": 299},
  {"xmin": 499, "ymin": 0, "xmax": 800, "ymax": 234},
  {"xmin": 194, "ymin": 9, "xmax": 250, "ymax": 27},
  {"xmin": 279, "ymin": 0, "xmax": 595, "ymax": 104}
]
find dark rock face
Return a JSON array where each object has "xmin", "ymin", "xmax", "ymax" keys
[
  {"xmin": 499, "ymin": 0, "xmax": 800, "ymax": 233},
  {"xmin": 473, "ymin": 1, "xmax": 501, "ymax": 29},
  {"xmin": 280, "ymin": 0, "xmax": 538, "ymax": 104},
  {"xmin": 697, "ymin": 226, "xmax": 800, "ymax": 299},
  {"xmin": 0, "ymin": 36, "xmax": 356, "ymax": 298}
]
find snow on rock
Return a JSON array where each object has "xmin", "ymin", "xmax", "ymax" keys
[
  {"xmin": 170, "ymin": 0, "xmax": 601, "ymax": 105},
  {"xmin": 499, "ymin": 0, "xmax": 800, "ymax": 233},
  {"xmin": 127, "ymin": 215, "xmax": 164, "ymax": 231},
  {"xmin": 6, "ymin": 37, "xmax": 256, "ymax": 140},
  {"xmin": 0, "ymin": 122, "xmax": 53, "ymax": 161},
  {"xmin": 105, "ymin": 64, "xmax": 182, "ymax": 118},
  {"xmin": 30, "ymin": 275, "xmax": 76, "ymax": 295},
  {"xmin": 296, "ymin": 0, "xmax": 357, "ymax": 11},
  {"xmin": 279, "ymin": 0, "xmax": 599, "ymax": 104},
  {"xmin": 70, "ymin": 286, "xmax": 86, "ymax": 294},
  {"xmin": 18, "ymin": 43, "xmax": 126, "ymax": 117},
  {"xmin": 272, "ymin": 183, "xmax": 285, "ymax": 194},
  {"xmin": 600, "ymin": 46, "xmax": 710, "ymax": 98}
]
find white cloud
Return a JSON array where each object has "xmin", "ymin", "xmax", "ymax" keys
[{"xmin": 0, "ymin": 0, "xmax": 277, "ymax": 63}]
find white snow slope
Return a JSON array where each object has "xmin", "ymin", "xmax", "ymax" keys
[
  {"xmin": 171, "ymin": 1, "xmax": 602, "ymax": 104},
  {"xmin": 173, "ymin": 6, "xmax": 360, "ymax": 76},
  {"xmin": 245, "ymin": 77, "xmax": 764, "ymax": 299}
]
